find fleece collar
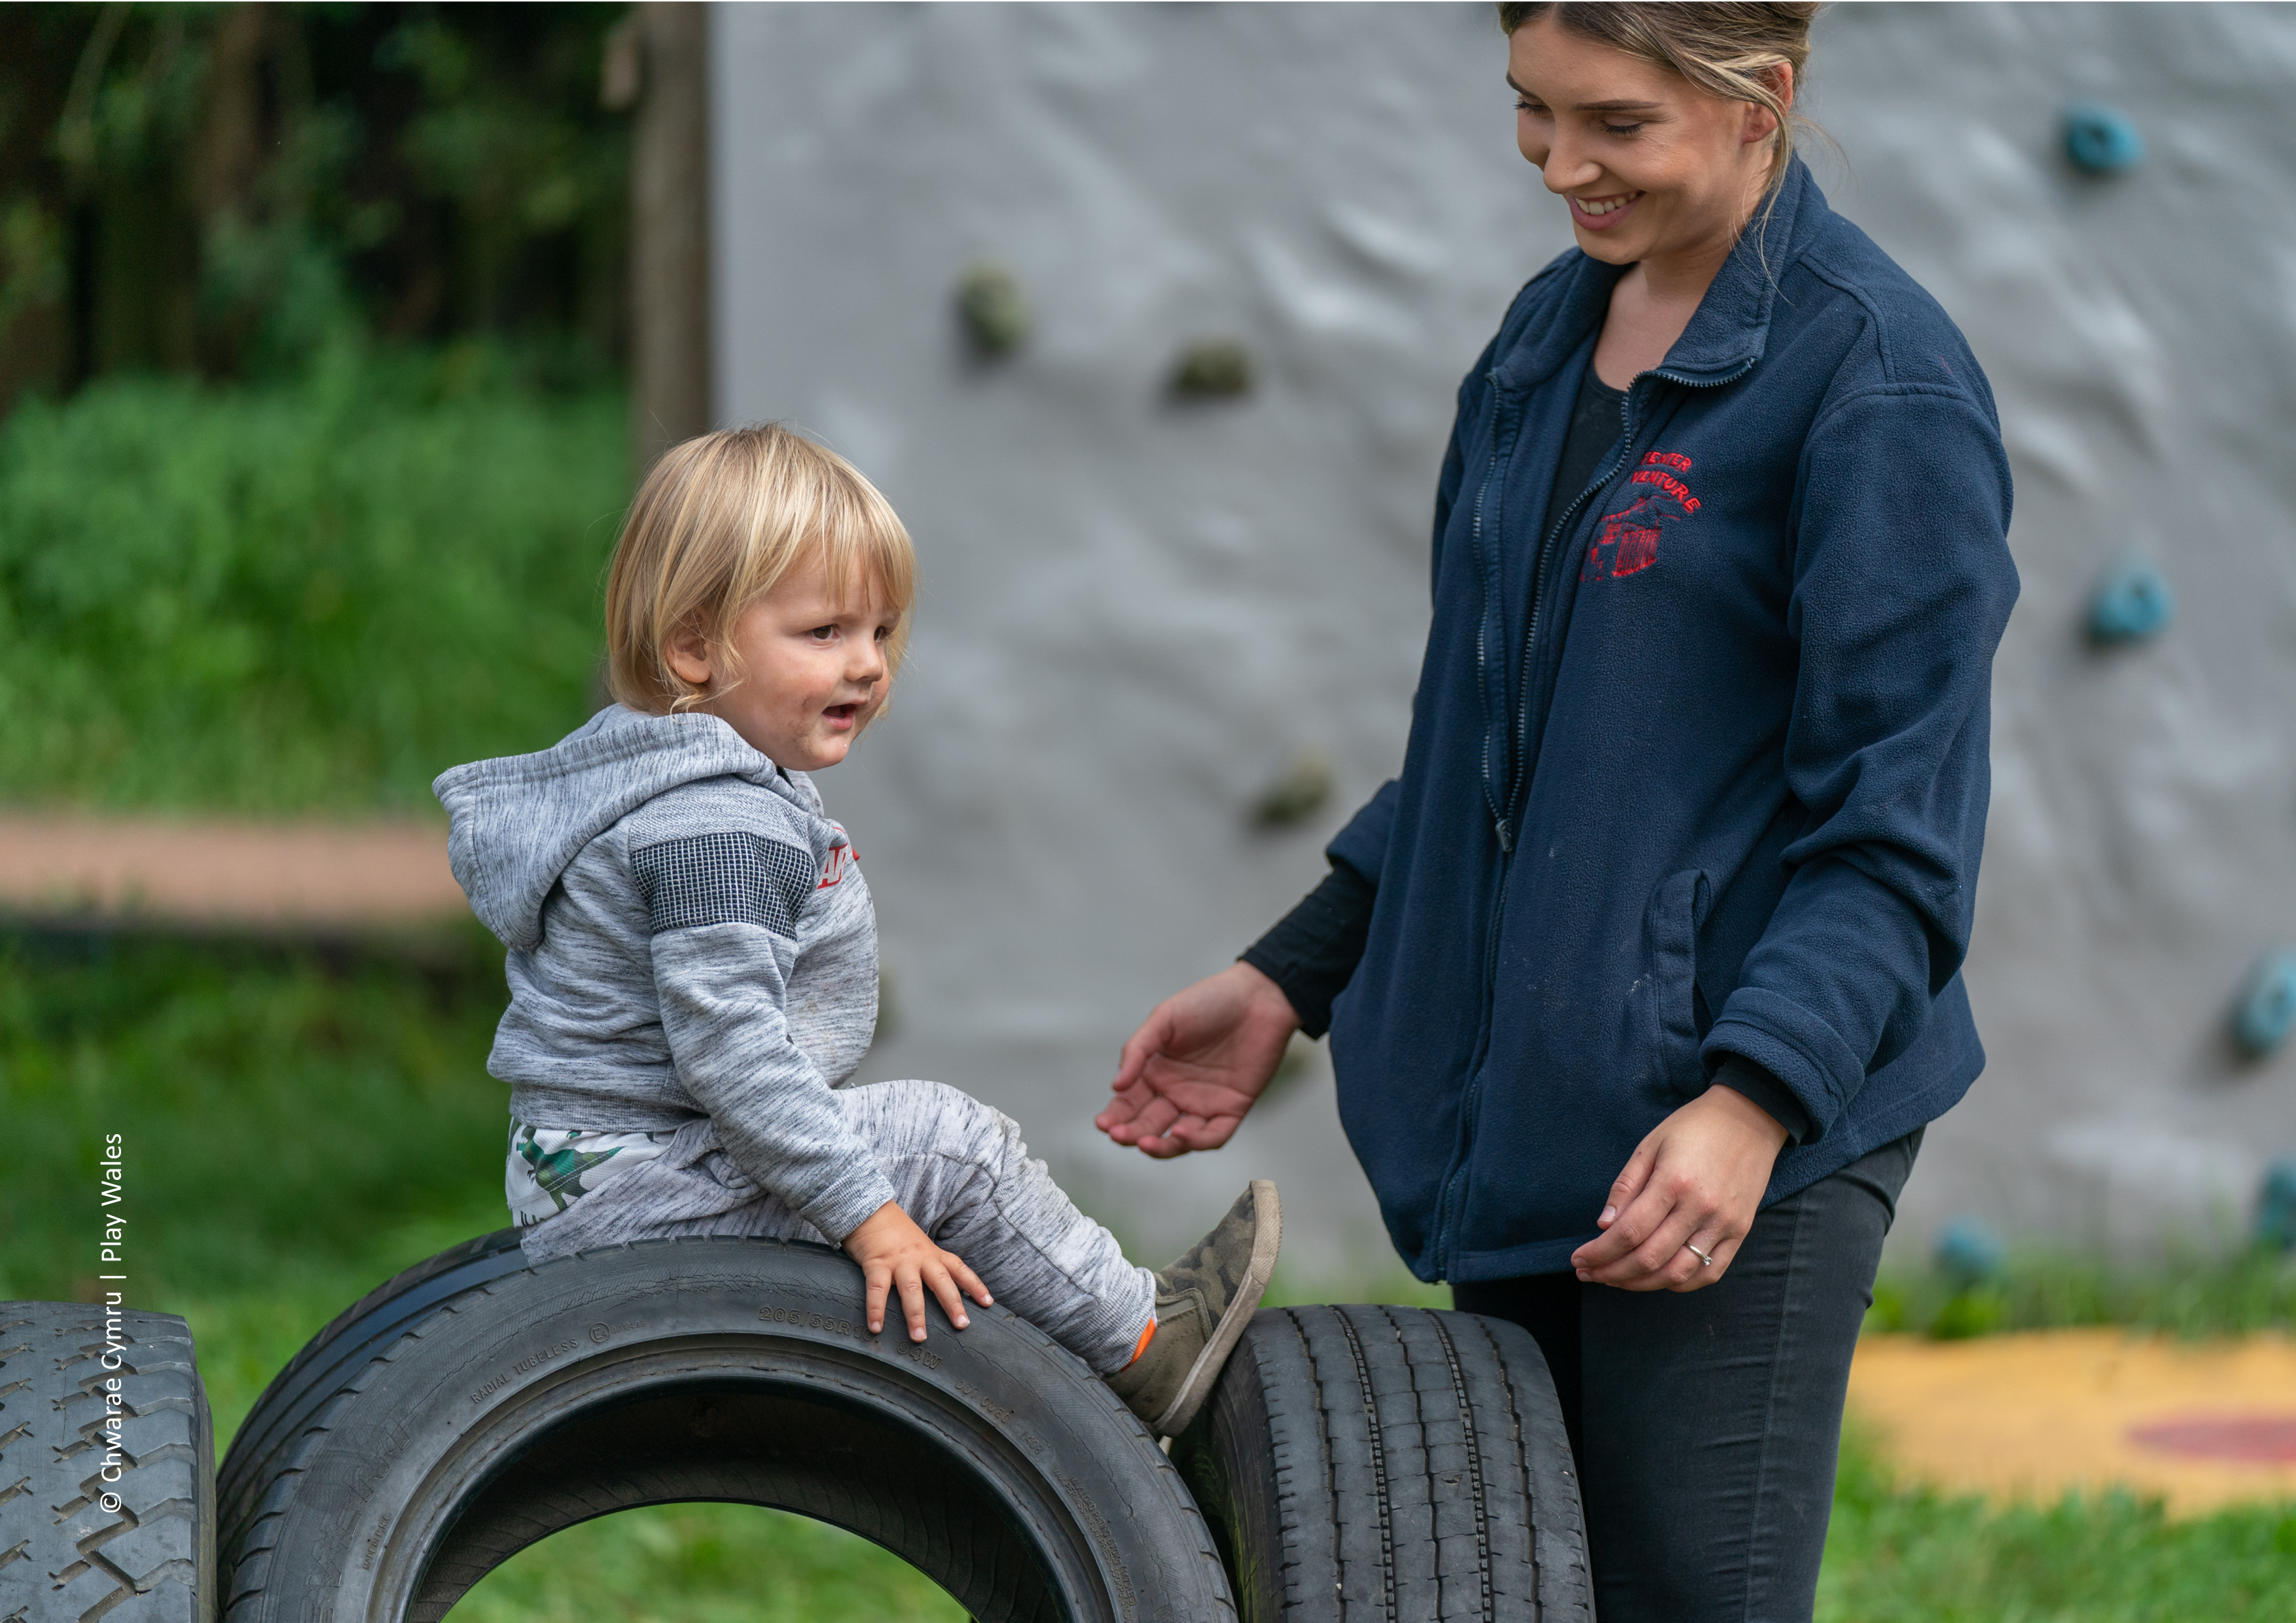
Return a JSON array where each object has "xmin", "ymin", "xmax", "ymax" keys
[{"xmin": 1494, "ymin": 154, "xmax": 1821, "ymax": 393}]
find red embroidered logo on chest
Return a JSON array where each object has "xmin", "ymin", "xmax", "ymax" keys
[
  {"xmin": 1583, "ymin": 451, "xmax": 1701, "ymax": 582},
  {"xmin": 818, "ymin": 824, "xmax": 857, "ymax": 889}
]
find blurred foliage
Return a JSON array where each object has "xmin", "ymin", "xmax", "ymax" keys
[
  {"xmin": 0, "ymin": 927, "xmax": 511, "ymax": 1313},
  {"xmin": 0, "ymin": 353, "xmax": 626, "ymax": 811},
  {"xmin": 0, "ymin": 4, "xmax": 628, "ymax": 409},
  {"xmin": 1818, "ymin": 1423, "xmax": 2296, "ymax": 1622},
  {"xmin": 1869, "ymin": 1246, "xmax": 2296, "ymax": 1342}
]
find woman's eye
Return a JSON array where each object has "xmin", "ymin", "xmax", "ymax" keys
[
  {"xmin": 1602, "ymin": 121, "xmax": 1646, "ymax": 137},
  {"xmin": 1515, "ymin": 96, "xmax": 1545, "ymax": 116}
]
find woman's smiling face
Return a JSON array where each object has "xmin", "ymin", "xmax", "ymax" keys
[{"xmin": 1507, "ymin": 13, "xmax": 1784, "ymax": 272}]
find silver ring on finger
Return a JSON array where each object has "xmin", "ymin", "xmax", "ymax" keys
[{"xmin": 1684, "ymin": 1241, "xmax": 1715, "ymax": 1268}]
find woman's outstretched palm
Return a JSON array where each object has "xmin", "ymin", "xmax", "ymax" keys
[{"xmin": 1096, "ymin": 963, "xmax": 1301, "ymax": 1158}]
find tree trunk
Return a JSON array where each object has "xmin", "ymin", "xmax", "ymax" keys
[{"xmin": 629, "ymin": 3, "xmax": 711, "ymax": 475}]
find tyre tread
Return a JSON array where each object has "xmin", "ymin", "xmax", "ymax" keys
[
  {"xmin": 1177, "ymin": 1304, "xmax": 1589, "ymax": 1623},
  {"xmin": 1426, "ymin": 1310, "xmax": 1494, "ymax": 1621},
  {"xmin": 0, "ymin": 1304, "xmax": 214, "ymax": 1623},
  {"xmin": 1323, "ymin": 1308, "xmax": 1396, "ymax": 1619}
]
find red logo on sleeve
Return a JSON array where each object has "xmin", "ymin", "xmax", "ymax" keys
[{"xmin": 1583, "ymin": 452, "xmax": 1701, "ymax": 582}]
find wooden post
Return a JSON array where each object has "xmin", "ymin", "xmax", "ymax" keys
[{"xmin": 611, "ymin": 3, "xmax": 712, "ymax": 475}]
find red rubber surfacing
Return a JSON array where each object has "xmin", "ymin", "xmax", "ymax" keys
[{"xmin": 2127, "ymin": 1414, "xmax": 2296, "ymax": 1463}]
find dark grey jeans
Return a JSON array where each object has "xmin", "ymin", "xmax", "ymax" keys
[{"xmin": 1452, "ymin": 1130, "xmax": 1920, "ymax": 1623}]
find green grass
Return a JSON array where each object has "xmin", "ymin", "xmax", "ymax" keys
[
  {"xmin": 0, "ymin": 354, "xmax": 628, "ymax": 813},
  {"xmin": 1818, "ymin": 1423, "xmax": 2296, "ymax": 1622},
  {"xmin": 10, "ymin": 936, "xmax": 2296, "ymax": 1619},
  {"xmin": 1869, "ymin": 1247, "xmax": 2296, "ymax": 1342},
  {"xmin": 444, "ymin": 1505, "xmax": 966, "ymax": 1623}
]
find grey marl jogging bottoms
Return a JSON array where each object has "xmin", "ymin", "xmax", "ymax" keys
[{"xmin": 512, "ymin": 1077, "xmax": 1157, "ymax": 1374}]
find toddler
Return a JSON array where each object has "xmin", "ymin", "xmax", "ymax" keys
[{"xmin": 435, "ymin": 424, "xmax": 1278, "ymax": 1438}]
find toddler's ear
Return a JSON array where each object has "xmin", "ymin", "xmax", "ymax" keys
[{"xmin": 664, "ymin": 615, "xmax": 715, "ymax": 690}]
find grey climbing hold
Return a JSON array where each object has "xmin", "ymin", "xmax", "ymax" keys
[
  {"xmin": 2234, "ymin": 950, "xmax": 2296, "ymax": 1056},
  {"xmin": 1170, "ymin": 338, "xmax": 1254, "ymax": 399},
  {"xmin": 956, "ymin": 262, "xmax": 1030, "ymax": 357},
  {"xmin": 1250, "ymin": 747, "xmax": 1333, "ymax": 829},
  {"xmin": 2088, "ymin": 558, "xmax": 2173, "ymax": 644},
  {"xmin": 2255, "ymin": 1160, "xmax": 2296, "ymax": 1251},
  {"xmin": 1934, "ymin": 1215, "xmax": 2004, "ymax": 1287},
  {"xmin": 2063, "ymin": 101, "xmax": 2145, "ymax": 175}
]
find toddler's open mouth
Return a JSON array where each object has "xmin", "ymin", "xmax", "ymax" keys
[{"xmin": 823, "ymin": 703, "xmax": 861, "ymax": 725}]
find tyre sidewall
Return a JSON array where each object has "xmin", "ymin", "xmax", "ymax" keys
[{"xmin": 239, "ymin": 1240, "xmax": 1223, "ymax": 1623}]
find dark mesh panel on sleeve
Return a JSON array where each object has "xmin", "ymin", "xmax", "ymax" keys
[{"xmin": 631, "ymin": 832, "xmax": 816, "ymax": 938}]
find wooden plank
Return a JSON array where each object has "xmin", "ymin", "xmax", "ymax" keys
[{"xmin": 0, "ymin": 815, "xmax": 466, "ymax": 929}]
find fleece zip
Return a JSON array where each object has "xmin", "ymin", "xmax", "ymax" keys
[
  {"xmin": 433, "ymin": 705, "xmax": 895, "ymax": 1243},
  {"xmin": 1325, "ymin": 160, "xmax": 2019, "ymax": 1283}
]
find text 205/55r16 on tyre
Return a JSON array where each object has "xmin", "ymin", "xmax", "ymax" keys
[{"xmin": 215, "ymin": 1233, "xmax": 1232, "ymax": 1623}]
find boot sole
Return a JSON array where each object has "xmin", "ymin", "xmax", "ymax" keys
[{"xmin": 1151, "ymin": 1178, "xmax": 1282, "ymax": 1438}]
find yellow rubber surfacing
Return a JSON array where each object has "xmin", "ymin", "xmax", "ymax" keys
[{"xmin": 1848, "ymin": 1329, "xmax": 2296, "ymax": 1516}]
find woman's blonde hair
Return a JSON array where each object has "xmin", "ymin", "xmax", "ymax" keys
[
  {"xmin": 1498, "ymin": 3, "xmax": 1821, "ymax": 195},
  {"xmin": 604, "ymin": 423, "xmax": 916, "ymax": 715}
]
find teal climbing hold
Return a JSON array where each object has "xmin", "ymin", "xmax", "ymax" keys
[
  {"xmin": 2257, "ymin": 1161, "xmax": 2296, "ymax": 1250},
  {"xmin": 2089, "ymin": 558, "xmax": 2173, "ymax": 644},
  {"xmin": 2234, "ymin": 950, "xmax": 2296, "ymax": 1057},
  {"xmin": 2064, "ymin": 101, "xmax": 2145, "ymax": 175},
  {"xmin": 1935, "ymin": 1216, "xmax": 2004, "ymax": 1287}
]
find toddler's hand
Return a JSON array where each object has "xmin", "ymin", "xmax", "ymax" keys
[{"xmin": 844, "ymin": 1201, "xmax": 994, "ymax": 1342}]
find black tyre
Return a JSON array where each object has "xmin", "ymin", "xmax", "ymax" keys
[
  {"xmin": 1174, "ymin": 1305, "xmax": 1591, "ymax": 1622},
  {"xmin": 0, "ymin": 1302, "xmax": 216, "ymax": 1623},
  {"xmin": 217, "ymin": 1234, "xmax": 1233, "ymax": 1623}
]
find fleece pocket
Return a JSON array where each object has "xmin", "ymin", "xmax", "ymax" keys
[{"xmin": 1641, "ymin": 868, "xmax": 1712, "ymax": 1099}]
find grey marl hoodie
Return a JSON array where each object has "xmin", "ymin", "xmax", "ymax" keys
[{"xmin": 433, "ymin": 705, "xmax": 895, "ymax": 1243}]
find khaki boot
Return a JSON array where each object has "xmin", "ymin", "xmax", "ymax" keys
[{"xmin": 1106, "ymin": 1179, "xmax": 1282, "ymax": 1438}]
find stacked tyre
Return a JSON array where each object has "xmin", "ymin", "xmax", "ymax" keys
[
  {"xmin": 1175, "ymin": 1305, "xmax": 1591, "ymax": 1622},
  {"xmin": 5, "ymin": 1236, "xmax": 1589, "ymax": 1622},
  {"xmin": 0, "ymin": 1304, "xmax": 214, "ymax": 1623},
  {"xmin": 213, "ymin": 1233, "xmax": 1231, "ymax": 1622}
]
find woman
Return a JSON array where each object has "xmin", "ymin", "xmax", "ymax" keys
[{"xmin": 1096, "ymin": 5, "xmax": 2017, "ymax": 1618}]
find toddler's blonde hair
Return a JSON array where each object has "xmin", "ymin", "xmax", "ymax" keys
[{"xmin": 605, "ymin": 424, "xmax": 916, "ymax": 716}]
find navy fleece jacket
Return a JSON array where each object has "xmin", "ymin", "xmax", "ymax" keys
[{"xmin": 1325, "ymin": 160, "xmax": 2018, "ymax": 1283}]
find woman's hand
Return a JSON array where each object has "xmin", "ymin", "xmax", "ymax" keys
[
  {"xmin": 844, "ymin": 1201, "xmax": 994, "ymax": 1341},
  {"xmin": 1096, "ymin": 962, "xmax": 1302, "ymax": 1158},
  {"xmin": 1569, "ymin": 1083, "xmax": 1791, "ymax": 1292}
]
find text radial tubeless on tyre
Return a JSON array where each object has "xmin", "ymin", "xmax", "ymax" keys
[{"xmin": 215, "ymin": 1236, "xmax": 1234, "ymax": 1623}]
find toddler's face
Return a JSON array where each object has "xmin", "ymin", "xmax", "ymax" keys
[{"xmin": 670, "ymin": 556, "xmax": 902, "ymax": 770}]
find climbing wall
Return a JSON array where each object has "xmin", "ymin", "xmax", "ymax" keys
[
  {"xmin": 711, "ymin": 2, "xmax": 2296, "ymax": 1271},
  {"xmin": 1806, "ymin": 3, "xmax": 2296, "ymax": 1258}
]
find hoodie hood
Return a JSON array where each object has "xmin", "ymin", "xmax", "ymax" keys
[{"xmin": 433, "ymin": 705, "xmax": 828, "ymax": 952}]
